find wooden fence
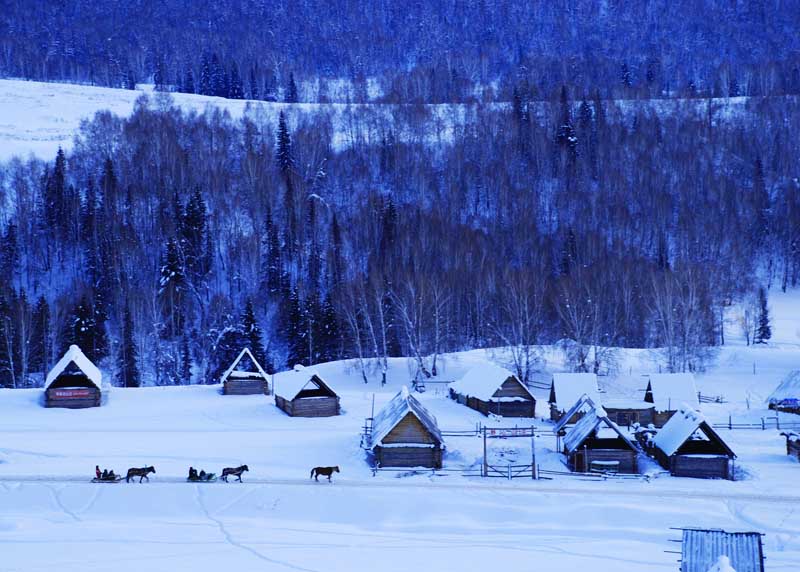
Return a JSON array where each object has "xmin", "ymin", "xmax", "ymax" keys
[{"xmin": 712, "ymin": 416, "xmax": 800, "ymax": 431}]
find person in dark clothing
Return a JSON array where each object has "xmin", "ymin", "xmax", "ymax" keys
[
  {"xmin": 96, "ymin": 465, "xmax": 101, "ymax": 479},
  {"xmin": 189, "ymin": 467, "xmax": 198, "ymax": 480}
]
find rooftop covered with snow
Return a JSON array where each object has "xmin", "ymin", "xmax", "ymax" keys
[
  {"xmin": 549, "ymin": 373, "xmax": 602, "ymax": 412},
  {"xmin": 44, "ymin": 345, "xmax": 103, "ymax": 390},
  {"xmin": 653, "ymin": 407, "xmax": 734, "ymax": 458},
  {"xmin": 219, "ymin": 347, "xmax": 270, "ymax": 384},
  {"xmin": 273, "ymin": 366, "xmax": 337, "ymax": 401},
  {"xmin": 562, "ymin": 404, "xmax": 637, "ymax": 454},
  {"xmin": 449, "ymin": 363, "xmax": 533, "ymax": 402},
  {"xmin": 679, "ymin": 528, "xmax": 764, "ymax": 572},
  {"xmin": 370, "ymin": 387, "xmax": 443, "ymax": 449},
  {"xmin": 645, "ymin": 373, "xmax": 699, "ymax": 412},
  {"xmin": 768, "ymin": 370, "xmax": 800, "ymax": 405}
]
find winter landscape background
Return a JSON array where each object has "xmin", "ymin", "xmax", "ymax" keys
[{"xmin": 1, "ymin": 2, "xmax": 800, "ymax": 571}]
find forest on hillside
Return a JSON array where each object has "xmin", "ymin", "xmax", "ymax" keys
[
  {"xmin": 2, "ymin": 0, "xmax": 800, "ymax": 102},
  {"xmin": 0, "ymin": 83, "xmax": 797, "ymax": 387}
]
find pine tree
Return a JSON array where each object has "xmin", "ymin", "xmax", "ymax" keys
[
  {"xmin": 200, "ymin": 54, "xmax": 212, "ymax": 95},
  {"xmin": 285, "ymin": 72, "xmax": 299, "ymax": 103},
  {"xmin": 63, "ymin": 295, "xmax": 106, "ymax": 362},
  {"xmin": 1, "ymin": 223, "xmax": 19, "ymax": 286},
  {"xmin": 184, "ymin": 67, "xmax": 195, "ymax": 94},
  {"xmin": 118, "ymin": 301, "xmax": 140, "ymax": 387},
  {"xmin": 210, "ymin": 53, "xmax": 224, "ymax": 97},
  {"xmin": 229, "ymin": 63, "xmax": 244, "ymax": 99},
  {"xmin": 248, "ymin": 67, "xmax": 259, "ymax": 99},
  {"xmin": 158, "ymin": 238, "xmax": 185, "ymax": 340},
  {"xmin": 210, "ymin": 325, "xmax": 245, "ymax": 383},
  {"xmin": 181, "ymin": 188, "xmax": 209, "ymax": 282},
  {"xmin": 241, "ymin": 300, "xmax": 267, "ymax": 368},
  {"xmin": 30, "ymin": 296, "xmax": 50, "ymax": 373},
  {"xmin": 316, "ymin": 294, "xmax": 340, "ymax": 363},
  {"xmin": 276, "ymin": 111, "xmax": 293, "ymax": 175},
  {"xmin": 284, "ymin": 286, "xmax": 305, "ymax": 367},
  {"xmin": 180, "ymin": 332, "xmax": 192, "ymax": 383},
  {"xmin": 755, "ymin": 287, "xmax": 772, "ymax": 344},
  {"xmin": 0, "ymin": 297, "xmax": 13, "ymax": 388}
]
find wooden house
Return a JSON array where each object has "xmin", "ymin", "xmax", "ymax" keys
[
  {"xmin": 603, "ymin": 398, "xmax": 655, "ymax": 428},
  {"xmin": 221, "ymin": 348, "xmax": 270, "ymax": 395},
  {"xmin": 274, "ymin": 366, "xmax": 340, "ymax": 417},
  {"xmin": 644, "ymin": 373, "xmax": 700, "ymax": 427},
  {"xmin": 369, "ymin": 386, "xmax": 444, "ymax": 468},
  {"xmin": 768, "ymin": 371, "xmax": 800, "ymax": 414},
  {"xmin": 676, "ymin": 528, "xmax": 765, "ymax": 572},
  {"xmin": 781, "ymin": 431, "xmax": 800, "ymax": 461},
  {"xmin": 562, "ymin": 404, "xmax": 640, "ymax": 473},
  {"xmin": 449, "ymin": 364, "xmax": 535, "ymax": 417},
  {"xmin": 549, "ymin": 373, "xmax": 602, "ymax": 422},
  {"xmin": 652, "ymin": 407, "xmax": 735, "ymax": 480},
  {"xmin": 44, "ymin": 345, "xmax": 103, "ymax": 409}
]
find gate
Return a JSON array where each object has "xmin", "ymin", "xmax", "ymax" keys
[{"xmin": 482, "ymin": 427, "xmax": 538, "ymax": 479}]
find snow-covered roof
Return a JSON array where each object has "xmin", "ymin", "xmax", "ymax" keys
[
  {"xmin": 781, "ymin": 430, "xmax": 800, "ymax": 443},
  {"xmin": 552, "ymin": 394, "xmax": 599, "ymax": 434},
  {"xmin": 768, "ymin": 370, "xmax": 800, "ymax": 404},
  {"xmin": 646, "ymin": 373, "xmax": 699, "ymax": 411},
  {"xmin": 680, "ymin": 528, "xmax": 763, "ymax": 572},
  {"xmin": 44, "ymin": 345, "xmax": 102, "ymax": 390},
  {"xmin": 219, "ymin": 348, "xmax": 269, "ymax": 384},
  {"xmin": 450, "ymin": 363, "xmax": 533, "ymax": 402},
  {"xmin": 550, "ymin": 373, "xmax": 602, "ymax": 411},
  {"xmin": 653, "ymin": 407, "xmax": 734, "ymax": 457},
  {"xmin": 562, "ymin": 404, "xmax": 637, "ymax": 454},
  {"xmin": 370, "ymin": 387, "xmax": 443, "ymax": 449},
  {"xmin": 273, "ymin": 366, "xmax": 336, "ymax": 400}
]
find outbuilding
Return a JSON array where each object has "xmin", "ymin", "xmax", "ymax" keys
[
  {"xmin": 781, "ymin": 431, "xmax": 800, "ymax": 461},
  {"xmin": 676, "ymin": 528, "xmax": 765, "ymax": 572},
  {"xmin": 549, "ymin": 373, "xmax": 602, "ymax": 422},
  {"xmin": 644, "ymin": 373, "xmax": 700, "ymax": 426},
  {"xmin": 768, "ymin": 371, "xmax": 800, "ymax": 414},
  {"xmin": 274, "ymin": 366, "xmax": 340, "ymax": 417},
  {"xmin": 603, "ymin": 398, "xmax": 655, "ymax": 428},
  {"xmin": 652, "ymin": 407, "xmax": 735, "ymax": 480},
  {"xmin": 44, "ymin": 345, "xmax": 103, "ymax": 409},
  {"xmin": 368, "ymin": 386, "xmax": 444, "ymax": 469},
  {"xmin": 221, "ymin": 348, "xmax": 270, "ymax": 395},
  {"xmin": 449, "ymin": 364, "xmax": 536, "ymax": 417},
  {"xmin": 562, "ymin": 404, "xmax": 640, "ymax": 474}
]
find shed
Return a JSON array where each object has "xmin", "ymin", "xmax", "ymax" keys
[
  {"xmin": 562, "ymin": 405, "xmax": 639, "ymax": 473},
  {"xmin": 552, "ymin": 394, "xmax": 598, "ymax": 435},
  {"xmin": 44, "ymin": 345, "xmax": 103, "ymax": 409},
  {"xmin": 768, "ymin": 371, "xmax": 800, "ymax": 414},
  {"xmin": 644, "ymin": 373, "xmax": 700, "ymax": 426},
  {"xmin": 549, "ymin": 373, "xmax": 602, "ymax": 422},
  {"xmin": 677, "ymin": 528, "xmax": 765, "ymax": 572},
  {"xmin": 369, "ymin": 387, "xmax": 444, "ymax": 468},
  {"xmin": 603, "ymin": 398, "xmax": 656, "ymax": 428},
  {"xmin": 274, "ymin": 366, "xmax": 340, "ymax": 417},
  {"xmin": 652, "ymin": 407, "xmax": 735, "ymax": 480},
  {"xmin": 449, "ymin": 364, "xmax": 536, "ymax": 417},
  {"xmin": 221, "ymin": 348, "xmax": 270, "ymax": 395},
  {"xmin": 781, "ymin": 431, "xmax": 800, "ymax": 461}
]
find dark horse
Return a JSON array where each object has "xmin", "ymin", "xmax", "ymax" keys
[
  {"xmin": 310, "ymin": 466, "xmax": 340, "ymax": 482},
  {"xmin": 221, "ymin": 465, "xmax": 249, "ymax": 482},
  {"xmin": 126, "ymin": 466, "xmax": 156, "ymax": 483}
]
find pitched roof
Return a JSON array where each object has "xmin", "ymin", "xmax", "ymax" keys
[
  {"xmin": 44, "ymin": 345, "xmax": 102, "ymax": 390},
  {"xmin": 219, "ymin": 347, "xmax": 269, "ymax": 384},
  {"xmin": 370, "ymin": 387, "xmax": 443, "ymax": 449},
  {"xmin": 552, "ymin": 394, "xmax": 599, "ymax": 434},
  {"xmin": 768, "ymin": 370, "xmax": 800, "ymax": 404},
  {"xmin": 653, "ymin": 407, "xmax": 735, "ymax": 457},
  {"xmin": 562, "ymin": 405, "xmax": 637, "ymax": 454},
  {"xmin": 550, "ymin": 373, "xmax": 602, "ymax": 411},
  {"xmin": 645, "ymin": 373, "xmax": 699, "ymax": 411},
  {"xmin": 450, "ymin": 363, "xmax": 534, "ymax": 402},
  {"xmin": 679, "ymin": 528, "xmax": 764, "ymax": 572},
  {"xmin": 273, "ymin": 366, "xmax": 337, "ymax": 400}
]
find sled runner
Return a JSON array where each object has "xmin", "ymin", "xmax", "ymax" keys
[{"xmin": 91, "ymin": 476, "xmax": 122, "ymax": 483}]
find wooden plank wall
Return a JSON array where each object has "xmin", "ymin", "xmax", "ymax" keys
[
  {"xmin": 224, "ymin": 379, "xmax": 269, "ymax": 395},
  {"xmin": 375, "ymin": 446, "xmax": 442, "ymax": 468},
  {"xmin": 45, "ymin": 388, "xmax": 101, "ymax": 409},
  {"xmin": 276, "ymin": 395, "xmax": 340, "ymax": 417},
  {"xmin": 671, "ymin": 455, "xmax": 731, "ymax": 480}
]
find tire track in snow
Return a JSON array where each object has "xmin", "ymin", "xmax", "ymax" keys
[
  {"xmin": 194, "ymin": 484, "xmax": 320, "ymax": 572},
  {"xmin": 46, "ymin": 484, "xmax": 81, "ymax": 522}
]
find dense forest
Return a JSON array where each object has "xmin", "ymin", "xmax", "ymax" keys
[
  {"xmin": 0, "ymin": 83, "xmax": 796, "ymax": 387},
  {"xmin": 2, "ymin": 1, "xmax": 800, "ymax": 102}
]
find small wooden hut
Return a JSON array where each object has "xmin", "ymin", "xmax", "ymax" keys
[
  {"xmin": 562, "ymin": 404, "xmax": 639, "ymax": 473},
  {"xmin": 274, "ymin": 366, "xmax": 340, "ymax": 417},
  {"xmin": 652, "ymin": 407, "xmax": 735, "ymax": 480},
  {"xmin": 676, "ymin": 528, "xmax": 765, "ymax": 572},
  {"xmin": 644, "ymin": 373, "xmax": 699, "ymax": 426},
  {"xmin": 44, "ymin": 345, "xmax": 103, "ymax": 409},
  {"xmin": 603, "ymin": 399, "xmax": 655, "ymax": 427},
  {"xmin": 549, "ymin": 373, "xmax": 602, "ymax": 422},
  {"xmin": 369, "ymin": 386, "xmax": 444, "ymax": 468},
  {"xmin": 768, "ymin": 371, "xmax": 800, "ymax": 414},
  {"xmin": 449, "ymin": 364, "xmax": 536, "ymax": 417},
  {"xmin": 221, "ymin": 348, "xmax": 270, "ymax": 395},
  {"xmin": 780, "ymin": 431, "xmax": 800, "ymax": 461}
]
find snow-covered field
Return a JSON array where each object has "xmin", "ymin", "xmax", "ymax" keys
[{"xmin": 2, "ymin": 289, "xmax": 800, "ymax": 570}]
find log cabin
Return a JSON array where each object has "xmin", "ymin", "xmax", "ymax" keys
[
  {"xmin": 562, "ymin": 404, "xmax": 640, "ymax": 474},
  {"xmin": 369, "ymin": 386, "xmax": 444, "ymax": 469},
  {"xmin": 652, "ymin": 407, "xmax": 735, "ymax": 480},
  {"xmin": 221, "ymin": 348, "xmax": 270, "ymax": 395},
  {"xmin": 643, "ymin": 373, "xmax": 700, "ymax": 427},
  {"xmin": 548, "ymin": 373, "xmax": 602, "ymax": 422},
  {"xmin": 780, "ymin": 431, "xmax": 800, "ymax": 461},
  {"xmin": 274, "ymin": 366, "xmax": 340, "ymax": 417},
  {"xmin": 449, "ymin": 364, "xmax": 535, "ymax": 417},
  {"xmin": 44, "ymin": 345, "xmax": 103, "ymax": 409}
]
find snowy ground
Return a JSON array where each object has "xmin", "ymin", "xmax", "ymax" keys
[{"xmin": 2, "ymin": 293, "xmax": 800, "ymax": 570}]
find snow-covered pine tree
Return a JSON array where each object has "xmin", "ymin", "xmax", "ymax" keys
[
  {"xmin": 118, "ymin": 301, "xmax": 140, "ymax": 388},
  {"xmin": 248, "ymin": 66, "xmax": 259, "ymax": 99},
  {"xmin": 276, "ymin": 111, "xmax": 293, "ymax": 175},
  {"xmin": 30, "ymin": 296, "xmax": 50, "ymax": 374},
  {"xmin": 241, "ymin": 299, "xmax": 267, "ymax": 368},
  {"xmin": 755, "ymin": 286, "xmax": 772, "ymax": 344},
  {"xmin": 284, "ymin": 286, "xmax": 305, "ymax": 367},
  {"xmin": 180, "ymin": 332, "xmax": 192, "ymax": 383},
  {"xmin": 200, "ymin": 54, "xmax": 212, "ymax": 95},
  {"xmin": 184, "ymin": 67, "xmax": 195, "ymax": 94},
  {"xmin": 229, "ymin": 63, "xmax": 244, "ymax": 99},
  {"xmin": 285, "ymin": 72, "xmax": 299, "ymax": 103}
]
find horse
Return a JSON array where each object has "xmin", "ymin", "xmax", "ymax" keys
[
  {"xmin": 310, "ymin": 466, "xmax": 340, "ymax": 482},
  {"xmin": 221, "ymin": 464, "xmax": 249, "ymax": 482},
  {"xmin": 126, "ymin": 466, "xmax": 156, "ymax": 483}
]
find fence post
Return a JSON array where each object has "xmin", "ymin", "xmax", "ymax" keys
[
  {"xmin": 777, "ymin": 413, "xmax": 781, "ymax": 430},
  {"xmin": 482, "ymin": 427, "xmax": 487, "ymax": 478},
  {"xmin": 729, "ymin": 415, "xmax": 732, "ymax": 430},
  {"xmin": 508, "ymin": 463, "xmax": 512, "ymax": 480},
  {"xmin": 761, "ymin": 418, "xmax": 765, "ymax": 430}
]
